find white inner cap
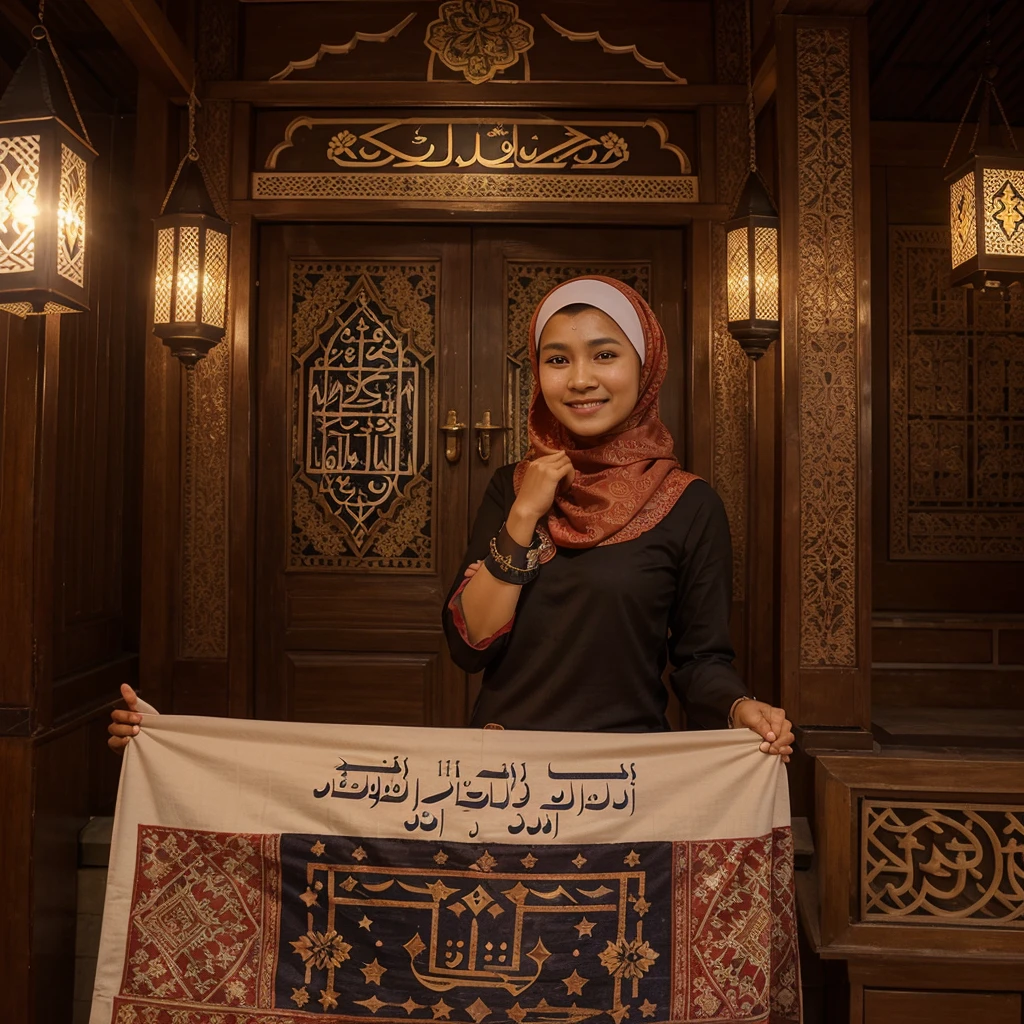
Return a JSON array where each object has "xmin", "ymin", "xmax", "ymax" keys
[{"xmin": 533, "ymin": 279, "xmax": 646, "ymax": 365}]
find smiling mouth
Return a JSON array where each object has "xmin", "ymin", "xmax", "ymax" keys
[{"xmin": 564, "ymin": 399, "xmax": 608, "ymax": 411}]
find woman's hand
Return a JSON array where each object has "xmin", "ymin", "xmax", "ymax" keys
[
  {"xmin": 730, "ymin": 699, "xmax": 794, "ymax": 763},
  {"xmin": 108, "ymin": 683, "xmax": 143, "ymax": 755},
  {"xmin": 508, "ymin": 451, "xmax": 575, "ymax": 542}
]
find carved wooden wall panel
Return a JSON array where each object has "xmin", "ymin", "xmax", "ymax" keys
[
  {"xmin": 289, "ymin": 262, "xmax": 437, "ymax": 572},
  {"xmin": 242, "ymin": 2, "xmax": 713, "ymax": 86},
  {"xmin": 794, "ymin": 26, "xmax": 859, "ymax": 669},
  {"xmin": 862, "ymin": 800, "xmax": 1024, "ymax": 927},
  {"xmin": 889, "ymin": 227, "xmax": 1024, "ymax": 560},
  {"xmin": 503, "ymin": 262, "xmax": 651, "ymax": 462},
  {"xmin": 712, "ymin": 0, "xmax": 750, "ymax": 603}
]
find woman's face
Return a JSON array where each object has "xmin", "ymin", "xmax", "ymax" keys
[{"xmin": 537, "ymin": 306, "xmax": 642, "ymax": 441}]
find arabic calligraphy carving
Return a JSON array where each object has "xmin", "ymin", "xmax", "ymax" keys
[
  {"xmin": 889, "ymin": 226, "xmax": 1024, "ymax": 558},
  {"xmin": 290, "ymin": 263, "xmax": 436, "ymax": 571},
  {"xmin": 425, "ymin": 1, "xmax": 534, "ymax": 84},
  {"xmin": 539, "ymin": 15, "xmax": 687, "ymax": 83},
  {"xmin": 270, "ymin": 13, "xmax": 417, "ymax": 81},
  {"xmin": 862, "ymin": 801, "xmax": 1024, "ymax": 926},
  {"xmin": 505, "ymin": 264, "xmax": 651, "ymax": 462}
]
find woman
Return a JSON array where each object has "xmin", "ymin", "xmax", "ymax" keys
[
  {"xmin": 110, "ymin": 277, "xmax": 791, "ymax": 759},
  {"xmin": 442, "ymin": 275, "xmax": 792, "ymax": 757}
]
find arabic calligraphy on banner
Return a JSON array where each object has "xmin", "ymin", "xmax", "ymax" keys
[
  {"xmin": 313, "ymin": 754, "xmax": 638, "ymax": 843},
  {"xmin": 254, "ymin": 114, "xmax": 699, "ymax": 203}
]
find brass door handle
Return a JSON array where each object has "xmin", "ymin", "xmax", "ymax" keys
[
  {"xmin": 439, "ymin": 409, "xmax": 467, "ymax": 463},
  {"xmin": 474, "ymin": 410, "xmax": 508, "ymax": 462}
]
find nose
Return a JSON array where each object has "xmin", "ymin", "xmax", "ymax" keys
[{"xmin": 568, "ymin": 360, "xmax": 597, "ymax": 391}]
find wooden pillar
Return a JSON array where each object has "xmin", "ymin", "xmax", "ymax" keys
[{"xmin": 775, "ymin": 15, "xmax": 873, "ymax": 744}]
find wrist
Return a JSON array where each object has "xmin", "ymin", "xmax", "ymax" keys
[
  {"xmin": 506, "ymin": 504, "xmax": 539, "ymax": 546},
  {"xmin": 728, "ymin": 695, "xmax": 755, "ymax": 728}
]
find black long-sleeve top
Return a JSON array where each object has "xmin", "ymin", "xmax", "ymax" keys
[{"xmin": 442, "ymin": 465, "xmax": 751, "ymax": 732}]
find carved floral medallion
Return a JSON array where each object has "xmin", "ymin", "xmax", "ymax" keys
[{"xmin": 425, "ymin": 1, "xmax": 534, "ymax": 84}]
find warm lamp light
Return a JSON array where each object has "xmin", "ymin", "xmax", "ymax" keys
[
  {"xmin": 152, "ymin": 90, "xmax": 230, "ymax": 367},
  {"xmin": 0, "ymin": 24, "xmax": 96, "ymax": 317},
  {"xmin": 726, "ymin": 172, "xmax": 780, "ymax": 359}
]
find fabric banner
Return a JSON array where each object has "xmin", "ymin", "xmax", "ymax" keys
[{"xmin": 90, "ymin": 716, "xmax": 800, "ymax": 1024}]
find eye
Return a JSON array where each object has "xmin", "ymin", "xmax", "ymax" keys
[
  {"xmin": 595, "ymin": 350, "xmax": 618, "ymax": 360},
  {"xmin": 545, "ymin": 355, "xmax": 569, "ymax": 365}
]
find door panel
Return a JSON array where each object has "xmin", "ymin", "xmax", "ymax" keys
[
  {"xmin": 255, "ymin": 225, "xmax": 472, "ymax": 726},
  {"xmin": 470, "ymin": 228, "xmax": 686, "ymax": 518}
]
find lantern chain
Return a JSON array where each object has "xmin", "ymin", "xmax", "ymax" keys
[
  {"xmin": 187, "ymin": 81, "xmax": 200, "ymax": 162},
  {"xmin": 745, "ymin": 0, "xmax": 756, "ymax": 174},
  {"xmin": 31, "ymin": 0, "xmax": 92, "ymax": 147}
]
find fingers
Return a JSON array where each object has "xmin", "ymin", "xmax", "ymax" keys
[
  {"xmin": 735, "ymin": 700, "xmax": 795, "ymax": 763},
  {"xmin": 121, "ymin": 682, "xmax": 139, "ymax": 711},
  {"xmin": 110, "ymin": 685, "xmax": 142, "ymax": 756}
]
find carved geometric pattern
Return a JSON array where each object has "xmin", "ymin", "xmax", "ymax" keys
[
  {"xmin": 753, "ymin": 227, "xmax": 779, "ymax": 322},
  {"xmin": 0, "ymin": 134, "xmax": 39, "ymax": 274},
  {"xmin": 504, "ymin": 263, "xmax": 650, "ymax": 463},
  {"xmin": 725, "ymin": 228, "xmax": 747, "ymax": 322},
  {"xmin": 290, "ymin": 262, "xmax": 436, "ymax": 571},
  {"xmin": 949, "ymin": 171, "xmax": 977, "ymax": 268},
  {"xmin": 983, "ymin": 168, "xmax": 1024, "ymax": 256},
  {"xmin": 202, "ymin": 229, "xmax": 229, "ymax": 329},
  {"xmin": 424, "ymin": 0, "xmax": 534, "ymax": 84},
  {"xmin": 57, "ymin": 143, "xmax": 86, "ymax": 286},
  {"xmin": 712, "ymin": 0, "xmax": 751, "ymax": 603},
  {"xmin": 862, "ymin": 800, "xmax": 1024, "ymax": 927},
  {"xmin": 795, "ymin": 26, "xmax": 858, "ymax": 667},
  {"xmin": 889, "ymin": 226, "xmax": 1024, "ymax": 559},
  {"xmin": 175, "ymin": 226, "xmax": 200, "ymax": 322},
  {"xmin": 252, "ymin": 173, "xmax": 698, "ymax": 203}
]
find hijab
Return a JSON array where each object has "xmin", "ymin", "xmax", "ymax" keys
[{"xmin": 513, "ymin": 275, "xmax": 698, "ymax": 551}]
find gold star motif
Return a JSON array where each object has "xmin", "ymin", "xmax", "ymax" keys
[
  {"xmin": 472, "ymin": 850, "xmax": 498, "ymax": 872},
  {"xmin": 359, "ymin": 915, "xmax": 373, "ymax": 930},
  {"xmin": 355, "ymin": 995, "xmax": 386, "ymax": 1014},
  {"xmin": 623, "ymin": 850, "xmax": 641, "ymax": 866},
  {"xmin": 299, "ymin": 887, "xmax": 319, "ymax": 908},
  {"xmin": 632, "ymin": 896, "xmax": 651, "ymax": 917},
  {"xmin": 360, "ymin": 958, "xmax": 387, "ymax": 985},
  {"xmin": 520, "ymin": 852, "xmax": 537, "ymax": 869},
  {"xmin": 639, "ymin": 1000, "xmax": 657, "ymax": 1018},
  {"xmin": 310, "ymin": 840, "xmax": 326, "ymax": 857},
  {"xmin": 431, "ymin": 999, "xmax": 453, "ymax": 1019},
  {"xmin": 572, "ymin": 853, "xmax": 587, "ymax": 869},
  {"xmin": 401, "ymin": 998, "xmax": 425, "ymax": 1014},
  {"xmin": 433, "ymin": 849, "xmax": 449, "ymax": 865},
  {"xmin": 448, "ymin": 902, "xmax": 466, "ymax": 917},
  {"xmin": 562, "ymin": 969, "xmax": 588, "ymax": 995},
  {"xmin": 340, "ymin": 875, "xmax": 358, "ymax": 891},
  {"xmin": 609, "ymin": 1005, "xmax": 630, "ymax": 1024},
  {"xmin": 290, "ymin": 986, "xmax": 310, "ymax": 1008},
  {"xmin": 574, "ymin": 917, "xmax": 596, "ymax": 937},
  {"xmin": 466, "ymin": 997, "xmax": 491, "ymax": 1023},
  {"xmin": 425, "ymin": 879, "xmax": 459, "ymax": 902},
  {"xmin": 507, "ymin": 1003, "xmax": 527, "ymax": 1023},
  {"xmin": 352, "ymin": 846, "xmax": 368, "ymax": 861},
  {"xmin": 319, "ymin": 987, "xmax": 339, "ymax": 1010}
]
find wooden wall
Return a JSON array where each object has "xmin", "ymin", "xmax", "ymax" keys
[
  {"xmin": 869, "ymin": 121, "xmax": 1024, "ymax": 742},
  {"xmin": 0, "ymin": 47, "xmax": 144, "ymax": 1024}
]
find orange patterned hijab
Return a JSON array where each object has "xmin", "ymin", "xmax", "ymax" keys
[{"xmin": 513, "ymin": 276, "xmax": 698, "ymax": 550}]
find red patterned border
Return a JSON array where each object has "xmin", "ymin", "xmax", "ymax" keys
[{"xmin": 670, "ymin": 828, "xmax": 800, "ymax": 1023}]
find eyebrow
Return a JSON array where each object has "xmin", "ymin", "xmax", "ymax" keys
[{"xmin": 539, "ymin": 336, "xmax": 625, "ymax": 353}]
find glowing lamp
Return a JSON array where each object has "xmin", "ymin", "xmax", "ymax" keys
[
  {"xmin": 0, "ymin": 28, "xmax": 96, "ymax": 316},
  {"xmin": 725, "ymin": 172, "xmax": 780, "ymax": 360}
]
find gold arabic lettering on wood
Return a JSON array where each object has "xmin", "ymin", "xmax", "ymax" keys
[
  {"xmin": 290, "ymin": 262, "xmax": 436, "ymax": 572},
  {"xmin": 889, "ymin": 226, "xmax": 1024, "ymax": 559},
  {"xmin": 505, "ymin": 264, "xmax": 651, "ymax": 462},
  {"xmin": 425, "ymin": 1, "xmax": 534, "ymax": 84},
  {"xmin": 863, "ymin": 800, "xmax": 1024, "ymax": 927},
  {"xmin": 795, "ymin": 26, "xmax": 858, "ymax": 668}
]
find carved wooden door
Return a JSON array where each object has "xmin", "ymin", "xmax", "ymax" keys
[
  {"xmin": 255, "ymin": 225, "xmax": 472, "ymax": 727},
  {"xmin": 255, "ymin": 225, "xmax": 686, "ymax": 728}
]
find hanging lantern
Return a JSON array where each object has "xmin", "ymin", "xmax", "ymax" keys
[
  {"xmin": 946, "ymin": 66, "xmax": 1024, "ymax": 292},
  {"xmin": 0, "ymin": 25, "xmax": 96, "ymax": 317},
  {"xmin": 724, "ymin": 0, "xmax": 780, "ymax": 360},
  {"xmin": 152, "ymin": 91, "xmax": 230, "ymax": 367},
  {"xmin": 726, "ymin": 171, "xmax": 780, "ymax": 359}
]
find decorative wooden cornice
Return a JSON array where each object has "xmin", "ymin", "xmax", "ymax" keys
[{"xmin": 82, "ymin": 0, "xmax": 194, "ymax": 98}]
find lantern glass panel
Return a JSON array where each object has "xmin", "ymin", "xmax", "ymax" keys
[
  {"xmin": 982, "ymin": 167, "xmax": 1024, "ymax": 257},
  {"xmin": 202, "ymin": 228, "xmax": 228, "ymax": 329},
  {"xmin": 57, "ymin": 142, "xmax": 86, "ymax": 285},
  {"xmin": 154, "ymin": 226, "xmax": 174, "ymax": 322},
  {"xmin": 949, "ymin": 170, "xmax": 977, "ymax": 269},
  {"xmin": 753, "ymin": 226, "xmax": 779, "ymax": 321},
  {"xmin": 0, "ymin": 134, "xmax": 40, "ymax": 276},
  {"xmin": 176, "ymin": 225, "xmax": 200, "ymax": 322},
  {"xmin": 726, "ymin": 226, "xmax": 749, "ymax": 321}
]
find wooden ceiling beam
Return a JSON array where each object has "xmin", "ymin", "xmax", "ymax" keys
[
  {"xmin": 771, "ymin": 0, "xmax": 873, "ymax": 14},
  {"xmin": 82, "ymin": 0, "xmax": 193, "ymax": 98}
]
